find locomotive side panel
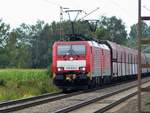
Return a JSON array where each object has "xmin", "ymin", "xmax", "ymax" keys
[
  {"xmin": 90, "ymin": 41, "xmax": 111, "ymax": 78},
  {"xmin": 92, "ymin": 47, "xmax": 101, "ymax": 77}
]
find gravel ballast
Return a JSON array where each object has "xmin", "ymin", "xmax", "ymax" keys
[{"xmin": 106, "ymin": 92, "xmax": 150, "ymax": 113}]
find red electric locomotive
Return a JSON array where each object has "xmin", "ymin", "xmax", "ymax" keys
[{"xmin": 52, "ymin": 41, "xmax": 111, "ymax": 90}]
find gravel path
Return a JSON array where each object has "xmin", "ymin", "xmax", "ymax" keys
[{"xmin": 12, "ymin": 78, "xmax": 150, "ymax": 113}]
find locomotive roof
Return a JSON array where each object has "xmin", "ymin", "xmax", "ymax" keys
[
  {"xmin": 88, "ymin": 41, "xmax": 110, "ymax": 50},
  {"xmin": 53, "ymin": 41, "xmax": 110, "ymax": 50}
]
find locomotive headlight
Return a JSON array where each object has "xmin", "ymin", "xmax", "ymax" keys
[
  {"xmin": 79, "ymin": 67, "xmax": 86, "ymax": 71},
  {"xmin": 57, "ymin": 67, "xmax": 64, "ymax": 71}
]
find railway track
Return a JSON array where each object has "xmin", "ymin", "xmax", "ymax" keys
[
  {"xmin": 0, "ymin": 86, "xmax": 113, "ymax": 113},
  {"xmin": 53, "ymin": 80, "xmax": 150, "ymax": 113},
  {"xmin": 0, "ymin": 78, "xmax": 136, "ymax": 113},
  {"xmin": 0, "ymin": 91, "xmax": 85, "ymax": 113},
  {"xmin": 1, "ymin": 78, "xmax": 150, "ymax": 113}
]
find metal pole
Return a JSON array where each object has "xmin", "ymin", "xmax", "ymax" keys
[
  {"xmin": 59, "ymin": 7, "xmax": 69, "ymax": 40},
  {"xmin": 60, "ymin": 6, "xmax": 63, "ymax": 40},
  {"xmin": 137, "ymin": 0, "xmax": 142, "ymax": 113}
]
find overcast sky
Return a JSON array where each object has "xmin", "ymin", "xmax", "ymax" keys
[{"xmin": 0, "ymin": 0, "xmax": 150, "ymax": 31}]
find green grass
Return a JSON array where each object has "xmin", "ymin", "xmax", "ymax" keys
[
  {"xmin": 145, "ymin": 102, "xmax": 150, "ymax": 107},
  {"xmin": 0, "ymin": 69, "xmax": 59, "ymax": 101}
]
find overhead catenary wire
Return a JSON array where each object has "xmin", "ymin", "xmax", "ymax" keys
[
  {"xmin": 143, "ymin": 5, "xmax": 150, "ymax": 13},
  {"xmin": 103, "ymin": 0, "xmax": 137, "ymax": 21},
  {"xmin": 79, "ymin": 7, "xmax": 100, "ymax": 21}
]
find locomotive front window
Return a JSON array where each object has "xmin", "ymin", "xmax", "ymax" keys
[
  {"xmin": 57, "ymin": 44, "xmax": 86, "ymax": 55},
  {"xmin": 72, "ymin": 45, "xmax": 85, "ymax": 55}
]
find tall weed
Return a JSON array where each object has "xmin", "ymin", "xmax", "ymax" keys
[{"xmin": 0, "ymin": 69, "xmax": 59, "ymax": 101}]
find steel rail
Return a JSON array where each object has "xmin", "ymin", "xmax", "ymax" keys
[
  {"xmin": 94, "ymin": 92, "xmax": 137, "ymax": 113},
  {"xmin": 53, "ymin": 80, "xmax": 150, "ymax": 113},
  {"xmin": 0, "ymin": 86, "xmax": 112, "ymax": 113},
  {"xmin": 0, "ymin": 91, "xmax": 84, "ymax": 113},
  {"xmin": 0, "ymin": 83, "xmax": 119, "ymax": 113},
  {"xmin": 0, "ymin": 92, "xmax": 61, "ymax": 107},
  {"xmin": 0, "ymin": 86, "xmax": 105, "ymax": 113}
]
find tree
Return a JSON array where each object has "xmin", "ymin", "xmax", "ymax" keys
[
  {"xmin": 0, "ymin": 17, "xmax": 129, "ymax": 68},
  {"xmin": 128, "ymin": 22, "xmax": 150, "ymax": 52},
  {"xmin": 95, "ymin": 27, "xmax": 110, "ymax": 40},
  {"xmin": 95, "ymin": 16, "xmax": 127, "ymax": 45},
  {"xmin": 0, "ymin": 19, "xmax": 10, "ymax": 48},
  {"xmin": 0, "ymin": 19, "xmax": 10, "ymax": 67},
  {"xmin": 129, "ymin": 22, "xmax": 150, "ymax": 39}
]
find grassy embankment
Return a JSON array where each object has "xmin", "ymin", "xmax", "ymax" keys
[{"xmin": 0, "ymin": 69, "xmax": 59, "ymax": 101}]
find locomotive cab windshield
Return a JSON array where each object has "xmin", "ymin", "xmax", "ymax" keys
[
  {"xmin": 56, "ymin": 44, "xmax": 87, "ymax": 72},
  {"xmin": 57, "ymin": 44, "xmax": 86, "ymax": 56}
]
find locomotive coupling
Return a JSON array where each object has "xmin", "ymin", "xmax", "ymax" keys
[
  {"xmin": 66, "ymin": 74, "xmax": 76, "ymax": 81},
  {"xmin": 66, "ymin": 77, "xmax": 72, "ymax": 81}
]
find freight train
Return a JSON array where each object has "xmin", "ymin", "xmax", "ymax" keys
[{"xmin": 52, "ymin": 39, "xmax": 150, "ymax": 91}]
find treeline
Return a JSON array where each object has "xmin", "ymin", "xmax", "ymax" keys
[{"xmin": 0, "ymin": 16, "xmax": 150, "ymax": 68}]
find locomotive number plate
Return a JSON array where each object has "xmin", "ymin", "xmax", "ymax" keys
[{"xmin": 65, "ymin": 67, "xmax": 78, "ymax": 70}]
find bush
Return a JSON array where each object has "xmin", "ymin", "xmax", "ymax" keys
[{"xmin": 47, "ymin": 64, "xmax": 53, "ymax": 78}]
